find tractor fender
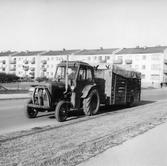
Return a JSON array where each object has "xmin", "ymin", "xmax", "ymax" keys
[{"xmin": 81, "ymin": 84, "xmax": 97, "ymax": 98}]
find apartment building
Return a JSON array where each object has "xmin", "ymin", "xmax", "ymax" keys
[
  {"xmin": 1, "ymin": 46, "xmax": 167, "ymax": 88},
  {"xmin": 0, "ymin": 51, "xmax": 18, "ymax": 74},
  {"xmin": 114, "ymin": 46, "xmax": 167, "ymax": 87},
  {"xmin": 40, "ymin": 49, "xmax": 80, "ymax": 78},
  {"xmin": 73, "ymin": 48, "xmax": 119, "ymax": 66},
  {"xmin": 10, "ymin": 51, "xmax": 46, "ymax": 78}
]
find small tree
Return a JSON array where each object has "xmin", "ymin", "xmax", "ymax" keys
[
  {"xmin": 0, "ymin": 73, "xmax": 19, "ymax": 83},
  {"xmin": 35, "ymin": 76, "xmax": 48, "ymax": 82}
]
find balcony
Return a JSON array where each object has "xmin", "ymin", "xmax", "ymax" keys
[
  {"xmin": 0, "ymin": 66, "xmax": 5, "ymax": 71},
  {"xmin": 10, "ymin": 67, "xmax": 16, "ymax": 71},
  {"xmin": 42, "ymin": 60, "xmax": 47, "ymax": 64},
  {"xmin": 23, "ymin": 60, "xmax": 29, "ymax": 64},
  {"xmin": 30, "ymin": 59, "xmax": 35, "ymax": 64},
  {"xmin": 164, "ymin": 59, "xmax": 167, "ymax": 64},
  {"xmin": 30, "ymin": 71, "xmax": 35, "ymax": 76},
  {"xmin": 41, "ymin": 68, "xmax": 47, "ymax": 72},
  {"xmin": 113, "ymin": 59, "xmax": 123, "ymax": 64},
  {"xmin": 99, "ymin": 60, "xmax": 107, "ymax": 63},
  {"xmin": 2, "ymin": 60, "xmax": 6, "ymax": 64},
  {"xmin": 30, "ymin": 67, "xmax": 35, "ymax": 71},
  {"xmin": 125, "ymin": 59, "xmax": 132, "ymax": 64},
  {"xmin": 10, "ymin": 60, "xmax": 16, "ymax": 64},
  {"xmin": 23, "ymin": 66, "xmax": 29, "ymax": 71}
]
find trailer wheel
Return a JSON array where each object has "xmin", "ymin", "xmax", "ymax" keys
[
  {"xmin": 83, "ymin": 89, "xmax": 100, "ymax": 116},
  {"xmin": 127, "ymin": 97, "xmax": 134, "ymax": 107},
  {"xmin": 24, "ymin": 99, "xmax": 38, "ymax": 118},
  {"xmin": 55, "ymin": 101, "xmax": 68, "ymax": 122}
]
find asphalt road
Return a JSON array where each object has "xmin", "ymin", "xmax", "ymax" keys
[{"xmin": 0, "ymin": 88, "xmax": 167, "ymax": 135}]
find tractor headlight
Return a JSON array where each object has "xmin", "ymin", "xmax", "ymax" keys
[{"xmin": 71, "ymin": 85, "xmax": 75, "ymax": 91}]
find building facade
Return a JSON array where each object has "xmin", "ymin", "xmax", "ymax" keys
[
  {"xmin": 114, "ymin": 46, "xmax": 167, "ymax": 87},
  {"xmin": 1, "ymin": 46, "xmax": 167, "ymax": 88}
]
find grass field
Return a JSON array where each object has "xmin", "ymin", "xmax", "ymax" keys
[
  {"xmin": 0, "ymin": 82, "xmax": 38, "ymax": 90},
  {"xmin": 0, "ymin": 82, "xmax": 39, "ymax": 94}
]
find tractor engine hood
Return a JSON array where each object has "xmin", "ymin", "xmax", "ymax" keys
[
  {"xmin": 45, "ymin": 81, "xmax": 71, "ymax": 102},
  {"xmin": 45, "ymin": 81, "xmax": 66, "ymax": 95}
]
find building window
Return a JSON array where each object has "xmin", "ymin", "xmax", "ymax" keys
[
  {"xmin": 142, "ymin": 55, "xmax": 146, "ymax": 60},
  {"xmin": 135, "ymin": 65, "xmax": 139, "ymax": 70},
  {"xmin": 151, "ymin": 74, "xmax": 160, "ymax": 80},
  {"xmin": 99, "ymin": 56, "xmax": 102, "ymax": 60},
  {"xmin": 51, "ymin": 65, "xmax": 53, "ymax": 68},
  {"xmin": 51, "ymin": 57, "xmax": 54, "ymax": 60},
  {"xmin": 87, "ymin": 57, "xmax": 90, "ymax": 60},
  {"xmin": 142, "ymin": 74, "xmax": 145, "ymax": 79},
  {"xmin": 47, "ymin": 57, "xmax": 50, "ymax": 60},
  {"xmin": 51, "ymin": 72, "xmax": 53, "ymax": 76},
  {"xmin": 152, "ymin": 54, "xmax": 160, "ymax": 60},
  {"xmin": 151, "ymin": 64, "xmax": 160, "ymax": 70},
  {"xmin": 105, "ymin": 56, "xmax": 110, "ymax": 60},
  {"xmin": 127, "ymin": 55, "xmax": 132, "ymax": 60},
  {"xmin": 135, "ymin": 55, "xmax": 139, "ymax": 60},
  {"xmin": 118, "ymin": 56, "xmax": 123, "ymax": 60},
  {"xmin": 142, "ymin": 65, "xmax": 146, "ymax": 69},
  {"xmin": 47, "ymin": 65, "xmax": 49, "ymax": 68},
  {"xmin": 94, "ymin": 56, "xmax": 97, "ymax": 60}
]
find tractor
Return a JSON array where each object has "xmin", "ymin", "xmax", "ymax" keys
[{"xmin": 24, "ymin": 61, "xmax": 100, "ymax": 122}]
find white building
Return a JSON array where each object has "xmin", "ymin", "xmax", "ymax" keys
[
  {"xmin": 40, "ymin": 49, "xmax": 80, "ymax": 78},
  {"xmin": 10, "ymin": 51, "xmax": 46, "ymax": 78},
  {"xmin": 0, "ymin": 51, "xmax": 18, "ymax": 74},
  {"xmin": 73, "ymin": 48, "xmax": 120, "ymax": 65},
  {"xmin": 1, "ymin": 46, "xmax": 167, "ymax": 88},
  {"xmin": 114, "ymin": 46, "xmax": 167, "ymax": 87}
]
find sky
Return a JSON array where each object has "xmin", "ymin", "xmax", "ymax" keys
[{"xmin": 0, "ymin": 0, "xmax": 167, "ymax": 52}]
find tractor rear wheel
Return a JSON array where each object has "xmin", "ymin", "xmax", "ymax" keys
[
  {"xmin": 83, "ymin": 89, "xmax": 100, "ymax": 116},
  {"xmin": 55, "ymin": 101, "xmax": 68, "ymax": 122},
  {"xmin": 24, "ymin": 99, "xmax": 38, "ymax": 118}
]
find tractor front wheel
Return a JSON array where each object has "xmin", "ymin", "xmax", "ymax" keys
[
  {"xmin": 83, "ymin": 89, "xmax": 100, "ymax": 116},
  {"xmin": 55, "ymin": 101, "xmax": 69, "ymax": 122},
  {"xmin": 24, "ymin": 99, "xmax": 38, "ymax": 118}
]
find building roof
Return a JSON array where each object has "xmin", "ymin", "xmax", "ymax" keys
[
  {"xmin": 13, "ymin": 51, "xmax": 45, "ymax": 56},
  {"xmin": 58, "ymin": 61, "xmax": 92, "ymax": 67},
  {"xmin": 75, "ymin": 48, "xmax": 118, "ymax": 55},
  {"xmin": 43, "ymin": 49, "xmax": 80, "ymax": 56},
  {"xmin": 116, "ymin": 46, "xmax": 167, "ymax": 55},
  {"xmin": 0, "ymin": 51, "xmax": 17, "ymax": 57}
]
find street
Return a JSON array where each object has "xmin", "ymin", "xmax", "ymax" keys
[{"xmin": 0, "ymin": 88, "xmax": 167, "ymax": 135}]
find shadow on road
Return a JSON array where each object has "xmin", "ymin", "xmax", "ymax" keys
[{"xmin": 36, "ymin": 100, "xmax": 156, "ymax": 121}]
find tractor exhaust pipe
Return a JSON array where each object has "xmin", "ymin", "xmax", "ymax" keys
[{"xmin": 64, "ymin": 54, "xmax": 69, "ymax": 93}]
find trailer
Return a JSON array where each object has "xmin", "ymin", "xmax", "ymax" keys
[{"xmin": 94, "ymin": 64, "xmax": 141, "ymax": 107}]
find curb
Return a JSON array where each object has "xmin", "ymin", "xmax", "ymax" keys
[{"xmin": 0, "ymin": 97, "xmax": 30, "ymax": 101}]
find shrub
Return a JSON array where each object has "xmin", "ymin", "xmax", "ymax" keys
[
  {"xmin": 0, "ymin": 73, "xmax": 19, "ymax": 83},
  {"xmin": 35, "ymin": 76, "xmax": 48, "ymax": 82}
]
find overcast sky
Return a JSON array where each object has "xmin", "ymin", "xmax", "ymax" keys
[{"xmin": 0, "ymin": 0, "xmax": 167, "ymax": 51}]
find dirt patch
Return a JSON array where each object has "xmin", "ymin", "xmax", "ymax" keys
[{"xmin": 1, "ymin": 100, "xmax": 167, "ymax": 166}]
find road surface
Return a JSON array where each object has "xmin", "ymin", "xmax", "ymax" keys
[{"xmin": 0, "ymin": 88, "xmax": 167, "ymax": 134}]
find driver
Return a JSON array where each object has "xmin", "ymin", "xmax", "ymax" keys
[{"xmin": 68, "ymin": 68, "xmax": 77, "ymax": 80}]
